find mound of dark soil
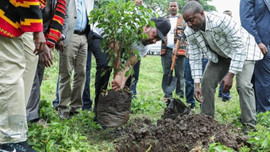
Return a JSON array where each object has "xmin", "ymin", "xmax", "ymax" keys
[
  {"xmin": 97, "ymin": 89, "xmax": 132, "ymax": 128},
  {"xmin": 114, "ymin": 114, "xmax": 249, "ymax": 152}
]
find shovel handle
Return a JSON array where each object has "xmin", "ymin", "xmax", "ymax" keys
[{"xmin": 170, "ymin": 39, "xmax": 180, "ymax": 70}]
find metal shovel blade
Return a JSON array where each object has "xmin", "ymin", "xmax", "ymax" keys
[{"xmin": 162, "ymin": 75, "xmax": 178, "ymax": 95}]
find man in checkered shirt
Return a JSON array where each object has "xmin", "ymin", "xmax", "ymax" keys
[{"xmin": 182, "ymin": 1, "xmax": 263, "ymax": 133}]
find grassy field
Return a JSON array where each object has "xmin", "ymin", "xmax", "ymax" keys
[{"xmin": 28, "ymin": 51, "xmax": 270, "ymax": 151}]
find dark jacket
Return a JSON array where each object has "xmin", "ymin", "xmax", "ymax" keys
[{"xmin": 240, "ymin": 0, "xmax": 270, "ymax": 45}]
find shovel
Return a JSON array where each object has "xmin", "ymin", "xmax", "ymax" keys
[{"xmin": 162, "ymin": 39, "xmax": 180, "ymax": 95}]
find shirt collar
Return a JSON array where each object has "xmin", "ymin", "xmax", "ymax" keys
[{"xmin": 204, "ymin": 12, "xmax": 210, "ymax": 31}]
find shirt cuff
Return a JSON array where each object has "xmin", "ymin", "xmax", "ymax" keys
[
  {"xmin": 61, "ymin": 34, "xmax": 66, "ymax": 40},
  {"xmin": 194, "ymin": 78, "xmax": 200, "ymax": 83},
  {"xmin": 228, "ymin": 69, "xmax": 238, "ymax": 75}
]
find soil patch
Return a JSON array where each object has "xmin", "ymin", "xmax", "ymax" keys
[
  {"xmin": 97, "ymin": 89, "xmax": 132, "ymax": 128},
  {"xmin": 114, "ymin": 114, "xmax": 249, "ymax": 152}
]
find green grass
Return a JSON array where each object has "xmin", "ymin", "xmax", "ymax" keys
[{"xmin": 28, "ymin": 52, "xmax": 270, "ymax": 151}]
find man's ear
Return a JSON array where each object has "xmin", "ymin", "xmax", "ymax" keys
[{"xmin": 200, "ymin": 10, "xmax": 205, "ymax": 17}]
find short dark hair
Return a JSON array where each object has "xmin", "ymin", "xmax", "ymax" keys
[
  {"xmin": 182, "ymin": 1, "xmax": 203, "ymax": 15},
  {"xmin": 223, "ymin": 10, "xmax": 232, "ymax": 13},
  {"xmin": 169, "ymin": 0, "xmax": 178, "ymax": 5},
  {"xmin": 187, "ymin": 0, "xmax": 200, "ymax": 3}
]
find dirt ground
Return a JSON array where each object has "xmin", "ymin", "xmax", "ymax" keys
[{"xmin": 114, "ymin": 114, "xmax": 249, "ymax": 152}]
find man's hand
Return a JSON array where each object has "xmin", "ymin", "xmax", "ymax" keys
[
  {"xmin": 258, "ymin": 43, "xmax": 268, "ymax": 55},
  {"xmin": 172, "ymin": 48, "xmax": 177, "ymax": 55},
  {"xmin": 220, "ymin": 72, "xmax": 234, "ymax": 93},
  {"xmin": 39, "ymin": 45, "xmax": 53, "ymax": 67},
  {"xmin": 194, "ymin": 83, "xmax": 203, "ymax": 103},
  {"xmin": 33, "ymin": 32, "xmax": 46, "ymax": 55},
  {"xmin": 112, "ymin": 67, "xmax": 131, "ymax": 91},
  {"xmin": 56, "ymin": 40, "xmax": 64, "ymax": 52},
  {"xmin": 112, "ymin": 74, "xmax": 124, "ymax": 91},
  {"xmin": 56, "ymin": 35, "xmax": 65, "ymax": 52}
]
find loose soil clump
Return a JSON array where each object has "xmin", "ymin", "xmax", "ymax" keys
[
  {"xmin": 97, "ymin": 89, "xmax": 132, "ymax": 128},
  {"xmin": 114, "ymin": 114, "xmax": 249, "ymax": 152}
]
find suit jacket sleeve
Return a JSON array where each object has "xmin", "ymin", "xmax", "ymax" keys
[{"xmin": 240, "ymin": 0, "xmax": 261, "ymax": 44}]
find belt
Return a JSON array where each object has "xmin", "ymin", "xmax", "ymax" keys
[{"xmin": 74, "ymin": 30, "xmax": 85, "ymax": 35}]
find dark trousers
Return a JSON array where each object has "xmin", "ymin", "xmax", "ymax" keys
[
  {"xmin": 26, "ymin": 60, "xmax": 45, "ymax": 121},
  {"xmin": 253, "ymin": 48, "xmax": 270, "ymax": 113},
  {"xmin": 130, "ymin": 60, "xmax": 141, "ymax": 95},
  {"xmin": 184, "ymin": 57, "xmax": 208, "ymax": 107},
  {"xmin": 93, "ymin": 36, "xmax": 133, "ymax": 115},
  {"xmin": 218, "ymin": 81, "xmax": 231, "ymax": 100},
  {"xmin": 161, "ymin": 48, "xmax": 185, "ymax": 98}
]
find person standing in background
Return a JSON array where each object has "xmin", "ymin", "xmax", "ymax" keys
[
  {"xmin": 26, "ymin": 0, "xmax": 67, "ymax": 123},
  {"xmin": 161, "ymin": 0, "xmax": 186, "ymax": 102},
  {"xmin": 0, "ymin": 0, "xmax": 45, "ymax": 151},
  {"xmin": 240, "ymin": 0, "xmax": 270, "ymax": 113},
  {"xmin": 56, "ymin": 0, "xmax": 92, "ymax": 119}
]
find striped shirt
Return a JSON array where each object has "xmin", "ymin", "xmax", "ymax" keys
[
  {"xmin": 185, "ymin": 12, "xmax": 262, "ymax": 83},
  {"xmin": 40, "ymin": 0, "xmax": 67, "ymax": 48}
]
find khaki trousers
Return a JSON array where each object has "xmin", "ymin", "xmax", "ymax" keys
[
  {"xmin": 58, "ymin": 33, "xmax": 88, "ymax": 113},
  {"xmin": 0, "ymin": 35, "xmax": 27, "ymax": 144},
  {"xmin": 201, "ymin": 57, "xmax": 256, "ymax": 127},
  {"xmin": 22, "ymin": 32, "xmax": 38, "ymax": 103}
]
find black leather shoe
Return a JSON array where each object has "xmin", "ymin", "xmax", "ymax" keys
[
  {"xmin": 69, "ymin": 108, "xmax": 80, "ymax": 117},
  {"xmin": 0, "ymin": 141, "xmax": 37, "ymax": 152}
]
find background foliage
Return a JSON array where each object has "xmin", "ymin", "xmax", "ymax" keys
[{"xmin": 96, "ymin": 0, "xmax": 216, "ymax": 16}]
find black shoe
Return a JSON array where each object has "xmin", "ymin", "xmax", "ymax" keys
[
  {"xmin": 189, "ymin": 104, "xmax": 195, "ymax": 110},
  {"xmin": 242, "ymin": 125, "xmax": 256, "ymax": 135},
  {"xmin": 82, "ymin": 107, "xmax": 92, "ymax": 111},
  {"xmin": 0, "ymin": 141, "xmax": 36, "ymax": 152},
  {"xmin": 69, "ymin": 108, "xmax": 80, "ymax": 117},
  {"xmin": 222, "ymin": 96, "xmax": 232, "ymax": 102}
]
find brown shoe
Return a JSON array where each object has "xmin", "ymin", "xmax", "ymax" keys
[{"xmin": 33, "ymin": 119, "xmax": 49, "ymax": 128}]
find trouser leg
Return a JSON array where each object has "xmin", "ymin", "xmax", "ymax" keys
[
  {"xmin": 70, "ymin": 35, "xmax": 88, "ymax": 110},
  {"xmin": 201, "ymin": 58, "xmax": 229, "ymax": 117},
  {"xmin": 0, "ymin": 35, "xmax": 27, "ymax": 144},
  {"xmin": 22, "ymin": 32, "xmax": 38, "ymax": 104},
  {"xmin": 184, "ymin": 58, "xmax": 195, "ymax": 106},
  {"xmin": 236, "ymin": 61, "xmax": 256, "ymax": 127},
  {"xmin": 253, "ymin": 51, "xmax": 270, "ymax": 113},
  {"xmin": 175, "ymin": 55, "xmax": 185, "ymax": 97},
  {"xmin": 26, "ymin": 61, "xmax": 44, "ymax": 121},
  {"xmin": 161, "ymin": 48, "xmax": 173, "ymax": 98}
]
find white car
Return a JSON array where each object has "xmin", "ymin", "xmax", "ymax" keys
[{"xmin": 147, "ymin": 41, "xmax": 161, "ymax": 55}]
